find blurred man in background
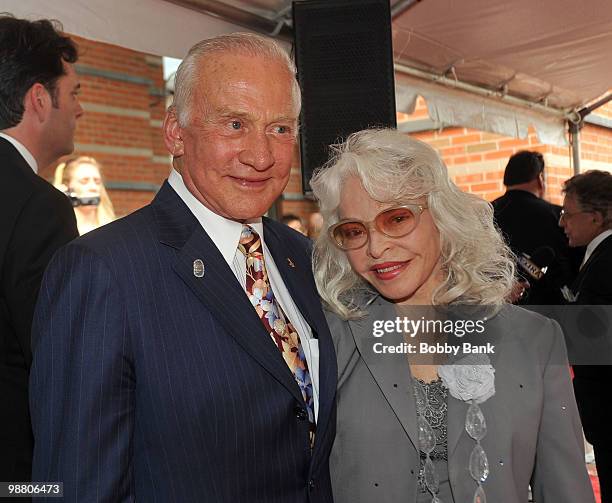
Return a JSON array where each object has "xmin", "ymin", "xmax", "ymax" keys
[
  {"xmin": 493, "ymin": 151, "xmax": 574, "ymax": 304},
  {"xmin": 0, "ymin": 14, "xmax": 80, "ymax": 487}
]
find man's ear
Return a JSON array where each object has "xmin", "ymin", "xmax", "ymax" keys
[
  {"xmin": 163, "ymin": 107, "xmax": 184, "ymax": 157},
  {"xmin": 537, "ymin": 172, "xmax": 545, "ymax": 197},
  {"xmin": 26, "ymin": 83, "xmax": 53, "ymax": 122},
  {"xmin": 592, "ymin": 210, "xmax": 605, "ymax": 227}
]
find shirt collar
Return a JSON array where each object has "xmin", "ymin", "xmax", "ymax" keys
[
  {"xmin": 583, "ymin": 229, "xmax": 612, "ymax": 268},
  {"xmin": 0, "ymin": 132, "xmax": 38, "ymax": 173},
  {"xmin": 167, "ymin": 169, "xmax": 264, "ymax": 266}
]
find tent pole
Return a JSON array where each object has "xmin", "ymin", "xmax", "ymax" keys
[
  {"xmin": 569, "ymin": 92, "xmax": 612, "ymax": 175},
  {"xmin": 569, "ymin": 121, "xmax": 581, "ymax": 175}
]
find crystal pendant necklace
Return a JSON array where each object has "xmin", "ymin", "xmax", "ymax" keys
[
  {"xmin": 413, "ymin": 378, "xmax": 446, "ymax": 503},
  {"xmin": 466, "ymin": 401, "xmax": 489, "ymax": 503},
  {"xmin": 414, "ymin": 376, "xmax": 491, "ymax": 503}
]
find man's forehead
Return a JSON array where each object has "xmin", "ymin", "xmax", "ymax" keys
[
  {"xmin": 192, "ymin": 56, "xmax": 298, "ymax": 118},
  {"xmin": 563, "ymin": 193, "xmax": 578, "ymax": 208}
]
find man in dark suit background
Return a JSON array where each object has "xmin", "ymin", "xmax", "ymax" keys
[
  {"xmin": 31, "ymin": 33, "xmax": 336, "ymax": 502},
  {"xmin": 560, "ymin": 170, "xmax": 612, "ymax": 502},
  {"xmin": 0, "ymin": 15, "xmax": 80, "ymax": 487},
  {"xmin": 493, "ymin": 151, "xmax": 574, "ymax": 304}
]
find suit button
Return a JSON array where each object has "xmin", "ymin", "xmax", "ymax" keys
[
  {"xmin": 294, "ymin": 406, "xmax": 308, "ymax": 421},
  {"xmin": 309, "ymin": 479, "xmax": 315, "ymax": 491}
]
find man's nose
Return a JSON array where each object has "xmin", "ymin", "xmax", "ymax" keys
[{"xmin": 238, "ymin": 130, "xmax": 274, "ymax": 171}]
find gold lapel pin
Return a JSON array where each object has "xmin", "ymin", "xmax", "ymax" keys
[
  {"xmin": 193, "ymin": 259, "xmax": 205, "ymax": 278},
  {"xmin": 286, "ymin": 258, "xmax": 296, "ymax": 268}
]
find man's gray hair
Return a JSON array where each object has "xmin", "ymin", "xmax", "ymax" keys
[
  {"xmin": 171, "ymin": 32, "xmax": 301, "ymax": 126},
  {"xmin": 563, "ymin": 170, "xmax": 612, "ymax": 228}
]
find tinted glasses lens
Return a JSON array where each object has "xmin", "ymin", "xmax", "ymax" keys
[
  {"xmin": 332, "ymin": 222, "xmax": 368, "ymax": 249},
  {"xmin": 376, "ymin": 207, "xmax": 418, "ymax": 237}
]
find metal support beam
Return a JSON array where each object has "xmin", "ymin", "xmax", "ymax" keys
[
  {"xmin": 567, "ymin": 92, "xmax": 611, "ymax": 175},
  {"xmin": 391, "ymin": 0, "xmax": 422, "ymax": 19},
  {"xmin": 394, "ymin": 63, "xmax": 572, "ymax": 120},
  {"xmin": 164, "ymin": 0, "xmax": 293, "ymax": 40},
  {"xmin": 569, "ymin": 122, "xmax": 581, "ymax": 176}
]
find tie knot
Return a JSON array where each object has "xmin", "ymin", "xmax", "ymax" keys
[{"xmin": 239, "ymin": 225, "xmax": 262, "ymax": 256}]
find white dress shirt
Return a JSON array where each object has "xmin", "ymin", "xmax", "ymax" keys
[
  {"xmin": 0, "ymin": 132, "xmax": 38, "ymax": 173},
  {"xmin": 581, "ymin": 229, "xmax": 612, "ymax": 269},
  {"xmin": 168, "ymin": 169, "xmax": 320, "ymax": 420}
]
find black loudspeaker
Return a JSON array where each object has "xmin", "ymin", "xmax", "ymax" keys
[{"xmin": 293, "ymin": 0, "xmax": 397, "ymax": 192}]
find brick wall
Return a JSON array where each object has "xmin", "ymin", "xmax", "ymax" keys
[
  {"xmin": 405, "ymin": 98, "xmax": 612, "ymax": 206},
  {"xmin": 277, "ymin": 147, "xmax": 319, "ymax": 223}
]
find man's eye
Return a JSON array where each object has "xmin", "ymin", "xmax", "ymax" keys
[
  {"xmin": 275, "ymin": 125, "xmax": 288, "ymax": 134},
  {"xmin": 230, "ymin": 120, "xmax": 242, "ymax": 130}
]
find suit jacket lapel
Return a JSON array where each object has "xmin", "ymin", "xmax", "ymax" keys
[
  {"xmin": 263, "ymin": 220, "xmax": 337, "ymax": 457},
  {"xmin": 572, "ymin": 235, "xmax": 612, "ymax": 296},
  {"xmin": 153, "ymin": 184, "xmax": 304, "ymax": 405},
  {"xmin": 348, "ymin": 302, "xmax": 420, "ymax": 452}
]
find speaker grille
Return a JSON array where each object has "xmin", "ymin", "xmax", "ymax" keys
[{"xmin": 293, "ymin": 0, "xmax": 397, "ymax": 191}]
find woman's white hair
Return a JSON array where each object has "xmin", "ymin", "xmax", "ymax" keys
[
  {"xmin": 171, "ymin": 32, "xmax": 301, "ymax": 127},
  {"xmin": 310, "ymin": 128, "xmax": 515, "ymax": 319}
]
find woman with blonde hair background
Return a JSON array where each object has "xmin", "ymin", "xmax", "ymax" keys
[
  {"xmin": 311, "ymin": 128, "xmax": 593, "ymax": 503},
  {"xmin": 54, "ymin": 156, "xmax": 116, "ymax": 235}
]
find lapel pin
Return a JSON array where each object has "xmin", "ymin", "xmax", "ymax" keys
[
  {"xmin": 193, "ymin": 259, "xmax": 205, "ymax": 278},
  {"xmin": 286, "ymin": 257, "xmax": 296, "ymax": 268}
]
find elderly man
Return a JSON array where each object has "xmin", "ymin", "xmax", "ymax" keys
[
  {"xmin": 0, "ymin": 15, "xmax": 80, "ymax": 486},
  {"xmin": 30, "ymin": 33, "xmax": 336, "ymax": 502},
  {"xmin": 560, "ymin": 170, "xmax": 612, "ymax": 502}
]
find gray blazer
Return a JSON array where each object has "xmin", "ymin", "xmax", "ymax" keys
[{"xmin": 328, "ymin": 299, "xmax": 594, "ymax": 503}]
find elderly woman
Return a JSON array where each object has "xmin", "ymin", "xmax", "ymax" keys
[{"xmin": 310, "ymin": 129, "xmax": 594, "ymax": 503}]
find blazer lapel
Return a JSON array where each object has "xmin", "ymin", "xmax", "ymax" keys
[
  {"xmin": 349, "ymin": 302, "xmax": 419, "ymax": 452},
  {"xmin": 263, "ymin": 221, "xmax": 337, "ymax": 458},
  {"xmin": 153, "ymin": 184, "xmax": 304, "ymax": 405}
]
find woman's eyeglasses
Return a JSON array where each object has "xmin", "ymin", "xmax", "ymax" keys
[{"xmin": 328, "ymin": 204, "xmax": 427, "ymax": 251}]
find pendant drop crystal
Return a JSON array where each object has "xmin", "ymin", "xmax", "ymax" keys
[
  {"xmin": 469, "ymin": 444, "xmax": 490, "ymax": 482},
  {"xmin": 423, "ymin": 457, "xmax": 440, "ymax": 493},
  {"xmin": 473, "ymin": 485, "xmax": 487, "ymax": 503},
  {"xmin": 414, "ymin": 382, "xmax": 427, "ymax": 408},
  {"xmin": 418, "ymin": 416, "xmax": 436, "ymax": 453},
  {"xmin": 466, "ymin": 403, "xmax": 487, "ymax": 441}
]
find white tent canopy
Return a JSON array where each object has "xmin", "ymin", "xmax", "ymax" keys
[
  {"xmin": 392, "ymin": 0, "xmax": 612, "ymax": 144},
  {"xmin": 5, "ymin": 0, "xmax": 612, "ymax": 145},
  {"xmin": 4, "ymin": 0, "xmax": 245, "ymax": 59}
]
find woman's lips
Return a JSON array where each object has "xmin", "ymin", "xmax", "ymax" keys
[{"xmin": 369, "ymin": 261, "xmax": 409, "ymax": 280}]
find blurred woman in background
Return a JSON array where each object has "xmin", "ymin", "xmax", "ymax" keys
[{"xmin": 54, "ymin": 156, "xmax": 115, "ymax": 235}]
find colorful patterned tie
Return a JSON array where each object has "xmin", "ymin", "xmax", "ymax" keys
[{"xmin": 238, "ymin": 225, "xmax": 316, "ymax": 445}]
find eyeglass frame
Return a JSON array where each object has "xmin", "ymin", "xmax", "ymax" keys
[
  {"xmin": 328, "ymin": 203, "xmax": 428, "ymax": 251},
  {"xmin": 559, "ymin": 208, "xmax": 593, "ymax": 222}
]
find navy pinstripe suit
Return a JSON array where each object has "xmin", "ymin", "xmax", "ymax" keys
[{"xmin": 30, "ymin": 182, "xmax": 336, "ymax": 502}]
